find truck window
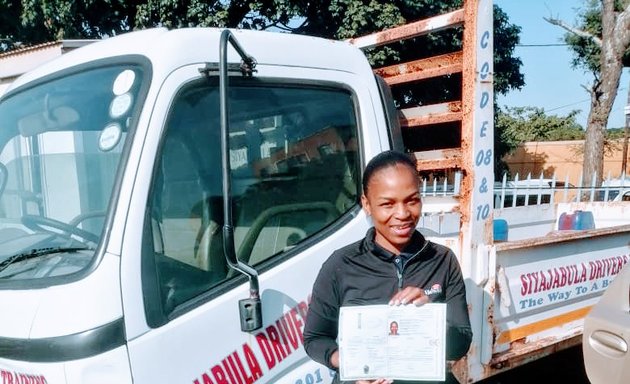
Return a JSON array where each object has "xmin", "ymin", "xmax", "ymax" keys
[
  {"xmin": 143, "ymin": 79, "xmax": 360, "ymax": 320},
  {"xmin": 0, "ymin": 64, "xmax": 144, "ymax": 283}
]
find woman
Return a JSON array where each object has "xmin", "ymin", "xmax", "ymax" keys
[{"xmin": 303, "ymin": 150, "xmax": 472, "ymax": 384}]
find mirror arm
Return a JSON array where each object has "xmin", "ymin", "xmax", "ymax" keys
[{"xmin": 219, "ymin": 29, "xmax": 262, "ymax": 333}]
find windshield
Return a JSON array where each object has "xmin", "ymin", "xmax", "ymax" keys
[{"xmin": 0, "ymin": 64, "xmax": 145, "ymax": 281}]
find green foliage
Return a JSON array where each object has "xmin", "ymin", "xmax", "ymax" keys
[
  {"xmin": 494, "ymin": 5, "xmax": 524, "ymax": 96},
  {"xmin": 565, "ymin": 1, "xmax": 603, "ymax": 75},
  {"xmin": 606, "ymin": 127, "xmax": 629, "ymax": 138},
  {"xmin": 564, "ymin": 0, "xmax": 630, "ymax": 76},
  {"xmin": 497, "ymin": 106, "xmax": 585, "ymax": 145},
  {"xmin": 494, "ymin": 106, "xmax": 585, "ymax": 176},
  {"xmin": 1, "ymin": 1, "xmax": 524, "ymax": 98},
  {"xmin": 2, "ymin": 0, "xmax": 526, "ymax": 177}
]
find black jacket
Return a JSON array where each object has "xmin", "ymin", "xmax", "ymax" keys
[{"xmin": 303, "ymin": 228, "xmax": 472, "ymax": 383}]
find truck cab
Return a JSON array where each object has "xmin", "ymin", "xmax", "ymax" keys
[
  {"xmin": 0, "ymin": 28, "xmax": 397, "ymax": 383},
  {"xmin": 3, "ymin": 1, "xmax": 630, "ymax": 383}
]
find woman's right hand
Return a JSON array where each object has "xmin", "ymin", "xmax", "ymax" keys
[{"xmin": 389, "ymin": 286, "xmax": 429, "ymax": 306}]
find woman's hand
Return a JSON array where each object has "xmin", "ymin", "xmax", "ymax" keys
[
  {"xmin": 330, "ymin": 350, "xmax": 339, "ymax": 368},
  {"xmin": 334, "ymin": 351, "xmax": 392, "ymax": 383},
  {"xmin": 389, "ymin": 286, "xmax": 429, "ymax": 306}
]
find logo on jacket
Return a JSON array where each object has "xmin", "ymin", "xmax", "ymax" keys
[{"xmin": 424, "ymin": 283, "xmax": 442, "ymax": 298}]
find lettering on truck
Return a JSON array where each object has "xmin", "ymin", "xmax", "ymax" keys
[
  {"xmin": 0, "ymin": 369, "xmax": 47, "ymax": 384},
  {"xmin": 517, "ymin": 254, "xmax": 629, "ymax": 310},
  {"xmin": 193, "ymin": 298, "xmax": 310, "ymax": 384}
]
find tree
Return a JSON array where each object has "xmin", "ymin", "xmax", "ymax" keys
[
  {"xmin": 1, "ymin": 1, "xmax": 525, "ymax": 90},
  {"xmin": 1, "ymin": 0, "xmax": 524, "ymax": 175},
  {"xmin": 545, "ymin": 0, "xmax": 630, "ymax": 186},
  {"xmin": 492, "ymin": 5, "xmax": 526, "ymax": 176},
  {"xmin": 1, "ymin": 1, "xmax": 523, "ymax": 92},
  {"xmin": 495, "ymin": 106, "xmax": 584, "ymax": 177},
  {"xmin": 497, "ymin": 106, "xmax": 585, "ymax": 146}
]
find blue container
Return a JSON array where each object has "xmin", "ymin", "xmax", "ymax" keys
[
  {"xmin": 493, "ymin": 219, "xmax": 508, "ymax": 242},
  {"xmin": 574, "ymin": 210, "xmax": 595, "ymax": 230}
]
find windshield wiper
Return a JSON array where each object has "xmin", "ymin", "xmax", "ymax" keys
[{"xmin": 0, "ymin": 246, "xmax": 94, "ymax": 273}]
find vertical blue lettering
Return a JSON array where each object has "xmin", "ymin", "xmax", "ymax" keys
[
  {"xmin": 480, "ymin": 31, "xmax": 490, "ymax": 49},
  {"xmin": 480, "ymin": 62, "xmax": 490, "ymax": 79},
  {"xmin": 480, "ymin": 121, "xmax": 488, "ymax": 137},
  {"xmin": 480, "ymin": 92, "xmax": 489, "ymax": 109}
]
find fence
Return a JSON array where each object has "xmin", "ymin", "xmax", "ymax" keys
[{"xmin": 420, "ymin": 171, "xmax": 630, "ymax": 209}]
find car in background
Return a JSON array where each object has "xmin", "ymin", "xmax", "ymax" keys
[
  {"xmin": 599, "ymin": 177, "xmax": 630, "ymax": 201},
  {"xmin": 612, "ymin": 189, "xmax": 630, "ymax": 202},
  {"xmin": 582, "ymin": 262, "xmax": 630, "ymax": 383}
]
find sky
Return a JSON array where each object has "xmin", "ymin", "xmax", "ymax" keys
[{"xmin": 494, "ymin": 0, "xmax": 629, "ymax": 129}]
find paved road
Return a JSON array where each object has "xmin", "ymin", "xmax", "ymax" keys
[{"xmin": 476, "ymin": 345, "xmax": 590, "ymax": 384}]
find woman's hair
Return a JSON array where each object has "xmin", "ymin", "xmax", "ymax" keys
[{"xmin": 362, "ymin": 150, "xmax": 417, "ymax": 195}]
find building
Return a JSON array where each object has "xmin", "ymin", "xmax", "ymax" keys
[
  {"xmin": 504, "ymin": 139, "xmax": 629, "ymax": 184},
  {"xmin": 0, "ymin": 40, "xmax": 94, "ymax": 96}
]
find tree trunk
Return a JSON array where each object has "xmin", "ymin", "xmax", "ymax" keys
[
  {"xmin": 583, "ymin": 98, "xmax": 605, "ymax": 186},
  {"xmin": 583, "ymin": 67, "xmax": 623, "ymax": 186},
  {"xmin": 622, "ymin": 82, "xmax": 630, "ymax": 175},
  {"xmin": 623, "ymin": 116, "xmax": 629, "ymax": 175},
  {"xmin": 582, "ymin": 0, "xmax": 630, "ymax": 186}
]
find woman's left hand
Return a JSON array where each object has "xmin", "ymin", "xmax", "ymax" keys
[
  {"xmin": 389, "ymin": 286, "xmax": 429, "ymax": 306},
  {"xmin": 356, "ymin": 379, "xmax": 393, "ymax": 384}
]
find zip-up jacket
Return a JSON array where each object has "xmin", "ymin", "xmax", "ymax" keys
[{"xmin": 303, "ymin": 228, "xmax": 472, "ymax": 383}]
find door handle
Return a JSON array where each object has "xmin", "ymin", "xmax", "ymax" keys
[{"xmin": 589, "ymin": 330, "xmax": 628, "ymax": 357}]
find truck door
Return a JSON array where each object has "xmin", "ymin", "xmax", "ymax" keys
[{"xmin": 120, "ymin": 63, "xmax": 383, "ymax": 383}]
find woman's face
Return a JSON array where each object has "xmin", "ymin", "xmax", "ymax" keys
[{"xmin": 361, "ymin": 164, "xmax": 421, "ymax": 254}]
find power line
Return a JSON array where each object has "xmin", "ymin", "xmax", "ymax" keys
[
  {"xmin": 546, "ymin": 87, "xmax": 627, "ymax": 113},
  {"xmin": 516, "ymin": 43, "xmax": 569, "ymax": 47},
  {"xmin": 546, "ymin": 99, "xmax": 589, "ymax": 112}
]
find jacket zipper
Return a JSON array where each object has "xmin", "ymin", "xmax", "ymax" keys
[{"xmin": 396, "ymin": 240, "xmax": 430, "ymax": 290}]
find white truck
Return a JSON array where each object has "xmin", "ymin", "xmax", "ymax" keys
[{"xmin": 0, "ymin": 0, "xmax": 629, "ymax": 383}]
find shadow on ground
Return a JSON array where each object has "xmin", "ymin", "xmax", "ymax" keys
[{"xmin": 477, "ymin": 345, "xmax": 590, "ymax": 384}]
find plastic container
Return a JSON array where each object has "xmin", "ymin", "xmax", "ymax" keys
[
  {"xmin": 574, "ymin": 210, "xmax": 595, "ymax": 230},
  {"xmin": 493, "ymin": 219, "xmax": 508, "ymax": 242},
  {"xmin": 558, "ymin": 212, "xmax": 575, "ymax": 230},
  {"xmin": 558, "ymin": 210, "xmax": 595, "ymax": 230}
]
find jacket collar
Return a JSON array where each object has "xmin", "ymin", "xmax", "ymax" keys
[{"xmin": 364, "ymin": 227, "xmax": 428, "ymax": 261}]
